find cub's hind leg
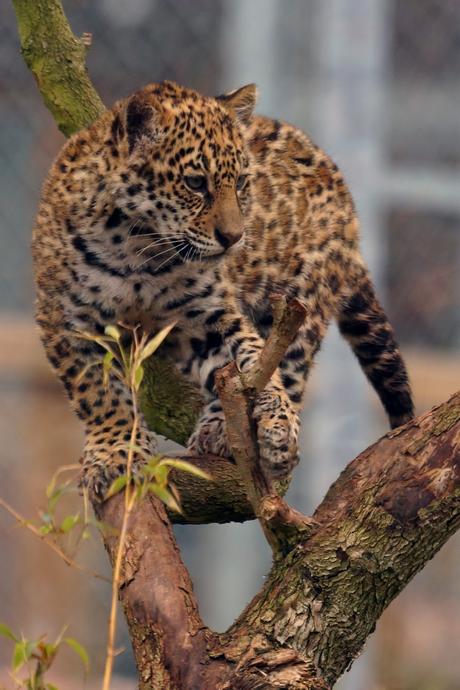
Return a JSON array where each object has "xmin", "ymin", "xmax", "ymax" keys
[
  {"xmin": 278, "ymin": 322, "xmax": 327, "ymax": 410},
  {"xmin": 178, "ymin": 302, "xmax": 300, "ymax": 479}
]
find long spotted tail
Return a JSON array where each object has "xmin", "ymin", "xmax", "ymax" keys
[{"xmin": 338, "ymin": 271, "xmax": 414, "ymax": 429}]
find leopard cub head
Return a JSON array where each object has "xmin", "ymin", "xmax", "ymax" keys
[{"xmin": 104, "ymin": 80, "xmax": 257, "ymax": 271}]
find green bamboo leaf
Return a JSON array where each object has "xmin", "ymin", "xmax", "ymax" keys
[
  {"xmin": 48, "ymin": 486, "xmax": 70, "ymax": 513},
  {"xmin": 64, "ymin": 638, "xmax": 90, "ymax": 672},
  {"xmin": 104, "ymin": 325, "xmax": 121, "ymax": 341},
  {"xmin": 0, "ymin": 622, "xmax": 17, "ymax": 642},
  {"xmin": 106, "ymin": 475, "xmax": 128, "ymax": 498},
  {"xmin": 102, "ymin": 350, "xmax": 114, "ymax": 387},
  {"xmin": 43, "ymin": 642, "xmax": 57, "ymax": 658},
  {"xmin": 139, "ymin": 321, "xmax": 177, "ymax": 362},
  {"xmin": 60, "ymin": 514, "xmax": 80, "ymax": 534},
  {"xmin": 134, "ymin": 363, "xmax": 144, "ymax": 391},
  {"xmin": 134, "ymin": 482, "xmax": 148, "ymax": 502},
  {"xmin": 148, "ymin": 484, "xmax": 182, "ymax": 513},
  {"xmin": 141, "ymin": 456, "xmax": 160, "ymax": 475},
  {"xmin": 150, "ymin": 464, "xmax": 169, "ymax": 485},
  {"xmin": 45, "ymin": 475, "xmax": 56, "ymax": 500},
  {"xmin": 12, "ymin": 640, "xmax": 35, "ymax": 671},
  {"xmin": 159, "ymin": 459, "xmax": 211, "ymax": 481},
  {"xmin": 39, "ymin": 524, "xmax": 53, "ymax": 535}
]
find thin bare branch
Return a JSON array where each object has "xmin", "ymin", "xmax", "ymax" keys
[
  {"xmin": 0, "ymin": 497, "xmax": 109, "ymax": 582},
  {"xmin": 215, "ymin": 297, "xmax": 314, "ymax": 554},
  {"xmin": 242, "ymin": 295, "xmax": 308, "ymax": 393}
]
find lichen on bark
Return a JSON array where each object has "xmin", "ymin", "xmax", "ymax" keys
[{"xmin": 12, "ymin": 0, "xmax": 105, "ymax": 136}]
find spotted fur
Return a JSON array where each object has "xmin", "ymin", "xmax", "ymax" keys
[{"xmin": 32, "ymin": 81, "xmax": 414, "ymax": 495}]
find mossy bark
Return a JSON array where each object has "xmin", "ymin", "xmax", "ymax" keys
[
  {"xmin": 12, "ymin": 0, "xmax": 105, "ymax": 136},
  {"xmin": 140, "ymin": 357, "xmax": 202, "ymax": 446}
]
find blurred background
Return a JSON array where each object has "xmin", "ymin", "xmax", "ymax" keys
[{"xmin": 1, "ymin": 0, "xmax": 459, "ymax": 688}]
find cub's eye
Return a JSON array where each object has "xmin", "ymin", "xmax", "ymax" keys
[
  {"xmin": 236, "ymin": 174, "xmax": 248, "ymax": 191},
  {"xmin": 184, "ymin": 175, "xmax": 207, "ymax": 193}
]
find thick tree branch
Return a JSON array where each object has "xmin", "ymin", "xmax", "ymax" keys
[
  {"xmin": 96, "ymin": 392, "xmax": 460, "ymax": 689},
  {"xmin": 222, "ymin": 392, "xmax": 460, "ymax": 687}
]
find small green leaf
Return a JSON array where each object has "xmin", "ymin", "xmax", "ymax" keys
[
  {"xmin": 60, "ymin": 514, "xmax": 80, "ymax": 534},
  {"xmin": 103, "ymin": 351, "xmax": 114, "ymax": 387},
  {"xmin": 46, "ymin": 475, "xmax": 57, "ymax": 500},
  {"xmin": 0, "ymin": 622, "xmax": 17, "ymax": 642},
  {"xmin": 159, "ymin": 459, "xmax": 211, "ymax": 481},
  {"xmin": 134, "ymin": 482, "xmax": 148, "ymax": 502},
  {"xmin": 133, "ymin": 363, "xmax": 144, "ymax": 391},
  {"xmin": 106, "ymin": 475, "xmax": 127, "ymax": 498},
  {"xmin": 64, "ymin": 637, "xmax": 90, "ymax": 673},
  {"xmin": 139, "ymin": 321, "xmax": 177, "ymax": 362},
  {"xmin": 47, "ymin": 487, "xmax": 68, "ymax": 513},
  {"xmin": 146, "ymin": 454, "xmax": 162, "ymax": 467},
  {"xmin": 148, "ymin": 484, "xmax": 182, "ymax": 513},
  {"xmin": 39, "ymin": 524, "xmax": 53, "ymax": 535},
  {"xmin": 43, "ymin": 642, "xmax": 57, "ymax": 657},
  {"xmin": 104, "ymin": 325, "xmax": 121, "ymax": 341},
  {"xmin": 47, "ymin": 684, "xmax": 59, "ymax": 690},
  {"xmin": 12, "ymin": 640, "xmax": 34, "ymax": 671},
  {"xmin": 149, "ymin": 463, "xmax": 169, "ymax": 485}
]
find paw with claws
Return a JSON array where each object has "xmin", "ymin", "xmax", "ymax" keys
[
  {"xmin": 253, "ymin": 388, "xmax": 300, "ymax": 480},
  {"xmin": 187, "ymin": 403, "xmax": 231, "ymax": 458},
  {"xmin": 80, "ymin": 440, "xmax": 153, "ymax": 501},
  {"xmin": 187, "ymin": 389, "xmax": 299, "ymax": 480}
]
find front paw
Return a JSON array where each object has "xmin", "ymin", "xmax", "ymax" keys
[
  {"xmin": 79, "ymin": 451, "xmax": 145, "ymax": 502},
  {"xmin": 187, "ymin": 413, "xmax": 232, "ymax": 458},
  {"xmin": 253, "ymin": 390, "xmax": 300, "ymax": 480}
]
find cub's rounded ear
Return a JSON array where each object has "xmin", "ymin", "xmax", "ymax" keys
[
  {"xmin": 216, "ymin": 84, "xmax": 258, "ymax": 125},
  {"xmin": 115, "ymin": 92, "xmax": 165, "ymax": 153}
]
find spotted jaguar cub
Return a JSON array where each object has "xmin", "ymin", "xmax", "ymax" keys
[{"xmin": 33, "ymin": 80, "xmax": 414, "ymax": 496}]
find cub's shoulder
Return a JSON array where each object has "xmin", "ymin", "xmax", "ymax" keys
[{"xmin": 247, "ymin": 115, "xmax": 336, "ymax": 172}]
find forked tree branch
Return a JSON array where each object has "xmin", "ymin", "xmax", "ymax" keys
[
  {"xmin": 12, "ymin": 1, "xmax": 460, "ymax": 688},
  {"xmin": 96, "ymin": 392, "xmax": 460, "ymax": 689},
  {"xmin": 214, "ymin": 296, "xmax": 317, "ymax": 554}
]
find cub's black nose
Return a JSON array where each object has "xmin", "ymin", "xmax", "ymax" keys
[{"xmin": 214, "ymin": 227, "xmax": 242, "ymax": 249}]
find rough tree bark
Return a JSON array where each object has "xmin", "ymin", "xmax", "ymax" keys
[
  {"xmin": 98, "ymin": 392, "xmax": 460, "ymax": 689},
  {"xmin": 12, "ymin": 1, "xmax": 460, "ymax": 688}
]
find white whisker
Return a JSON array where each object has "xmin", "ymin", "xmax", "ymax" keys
[
  {"xmin": 153, "ymin": 242, "xmax": 188, "ymax": 273},
  {"xmin": 136, "ymin": 240, "xmax": 188, "ymax": 271},
  {"xmin": 135, "ymin": 236, "xmax": 183, "ymax": 256},
  {"xmin": 145, "ymin": 242, "xmax": 183, "ymax": 260},
  {"xmin": 125, "ymin": 216, "xmax": 143, "ymax": 242},
  {"xmin": 136, "ymin": 239, "xmax": 178, "ymax": 256}
]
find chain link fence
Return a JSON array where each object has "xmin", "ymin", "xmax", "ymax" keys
[{"xmin": 0, "ymin": 1, "xmax": 459, "ymax": 688}]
